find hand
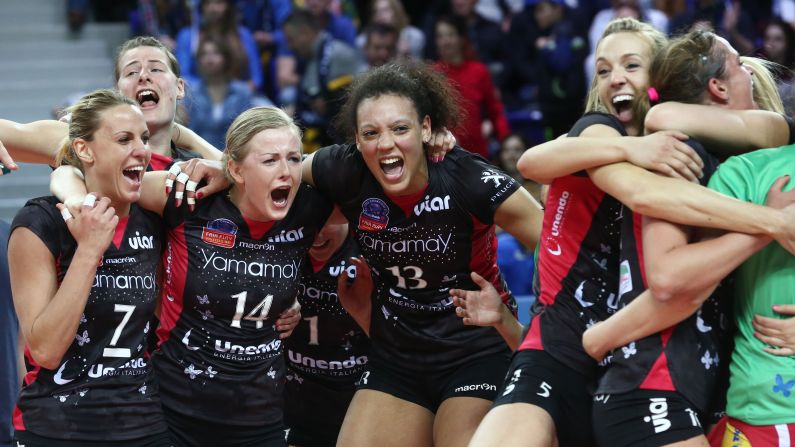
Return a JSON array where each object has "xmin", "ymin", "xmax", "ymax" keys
[
  {"xmin": 276, "ymin": 300, "xmax": 301, "ymax": 339},
  {"xmin": 753, "ymin": 304, "xmax": 795, "ymax": 356},
  {"xmin": 58, "ymin": 195, "xmax": 117, "ymax": 259},
  {"xmin": 766, "ymin": 175, "xmax": 795, "ymax": 209},
  {"xmin": 166, "ymin": 159, "xmax": 228, "ymax": 210},
  {"xmin": 449, "ymin": 272, "xmax": 505, "ymax": 327},
  {"xmin": 630, "ymin": 131, "xmax": 704, "ymax": 182},
  {"xmin": 426, "ymin": 127, "xmax": 456, "ymax": 163},
  {"xmin": 767, "ymin": 176, "xmax": 795, "ymax": 255},
  {"xmin": 337, "ymin": 256, "xmax": 373, "ymax": 334},
  {"xmin": 0, "ymin": 140, "xmax": 18, "ymax": 175}
]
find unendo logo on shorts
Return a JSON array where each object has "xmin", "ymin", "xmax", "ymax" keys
[
  {"xmin": 202, "ymin": 218, "xmax": 238, "ymax": 248},
  {"xmin": 358, "ymin": 198, "xmax": 389, "ymax": 232},
  {"xmin": 287, "ymin": 350, "xmax": 368, "ymax": 370}
]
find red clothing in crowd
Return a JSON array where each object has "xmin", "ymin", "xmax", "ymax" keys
[{"xmin": 434, "ymin": 60, "xmax": 510, "ymax": 158}]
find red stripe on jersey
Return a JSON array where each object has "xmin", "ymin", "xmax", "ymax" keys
[
  {"xmin": 469, "ymin": 215, "xmax": 511, "ymax": 307},
  {"xmin": 157, "ymin": 224, "xmax": 189, "ymax": 346},
  {"xmin": 385, "ymin": 186, "xmax": 428, "ymax": 217},
  {"xmin": 149, "ymin": 152, "xmax": 173, "ymax": 171},
  {"xmin": 14, "ymin": 346, "xmax": 42, "ymax": 430},
  {"xmin": 639, "ymin": 327, "xmax": 676, "ymax": 391},
  {"xmin": 521, "ymin": 316, "xmax": 544, "ymax": 350},
  {"xmin": 536, "ymin": 176, "xmax": 606, "ymax": 306},
  {"xmin": 111, "ymin": 215, "xmax": 130, "ymax": 250},
  {"xmin": 632, "ymin": 212, "xmax": 648, "ymax": 287}
]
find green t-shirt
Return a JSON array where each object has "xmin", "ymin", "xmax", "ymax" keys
[{"xmin": 707, "ymin": 145, "xmax": 795, "ymax": 425}]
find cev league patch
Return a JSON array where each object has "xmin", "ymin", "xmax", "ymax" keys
[
  {"xmin": 358, "ymin": 198, "xmax": 390, "ymax": 232},
  {"xmin": 202, "ymin": 218, "xmax": 238, "ymax": 248}
]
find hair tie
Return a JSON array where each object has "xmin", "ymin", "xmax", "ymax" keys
[{"xmin": 647, "ymin": 87, "xmax": 660, "ymax": 104}]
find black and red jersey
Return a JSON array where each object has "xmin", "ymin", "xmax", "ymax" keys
[
  {"xmin": 518, "ymin": 113, "xmax": 625, "ymax": 378},
  {"xmin": 154, "ymin": 184, "xmax": 333, "ymax": 426},
  {"xmin": 10, "ymin": 197, "xmax": 166, "ymax": 441},
  {"xmin": 313, "ymin": 145, "xmax": 518, "ymax": 371},
  {"xmin": 596, "ymin": 140, "xmax": 731, "ymax": 412},
  {"xmin": 285, "ymin": 236, "xmax": 370, "ymax": 387}
]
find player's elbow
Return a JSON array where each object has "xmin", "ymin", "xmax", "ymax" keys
[
  {"xmin": 517, "ymin": 152, "xmax": 553, "ymax": 185},
  {"xmin": 647, "ymin": 269, "xmax": 684, "ymax": 303},
  {"xmin": 28, "ymin": 344, "xmax": 64, "ymax": 370},
  {"xmin": 644, "ymin": 103, "xmax": 677, "ymax": 133}
]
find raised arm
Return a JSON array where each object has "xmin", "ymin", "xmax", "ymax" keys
[
  {"xmin": 51, "ymin": 166, "xmax": 168, "ymax": 215},
  {"xmin": 171, "ymin": 123, "xmax": 223, "ymax": 160},
  {"xmin": 517, "ymin": 126, "xmax": 703, "ymax": 185},
  {"xmin": 0, "ymin": 119, "xmax": 68, "ymax": 165},
  {"xmin": 493, "ymin": 187, "xmax": 544, "ymax": 250},
  {"xmin": 9, "ymin": 199, "xmax": 117, "ymax": 369},
  {"xmin": 645, "ymin": 102, "xmax": 791, "ymax": 156}
]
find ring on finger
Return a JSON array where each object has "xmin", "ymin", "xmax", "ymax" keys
[
  {"xmin": 185, "ymin": 180, "xmax": 199, "ymax": 192},
  {"xmin": 176, "ymin": 172, "xmax": 189, "ymax": 184}
]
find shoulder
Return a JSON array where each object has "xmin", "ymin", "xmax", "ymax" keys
[{"xmin": 568, "ymin": 112, "xmax": 626, "ymax": 137}]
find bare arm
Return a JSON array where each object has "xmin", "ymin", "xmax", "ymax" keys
[
  {"xmin": 337, "ymin": 256, "xmax": 372, "ymax": 335},
  {"xmin": 450, "ymin": 272, "xmax": 524, "ymax": 350},
  {"xmin": 517, "ymin": 127, "xmax": 703, "ymax": 185},
  {"xmin": 493, "ymin": 187, "xmax": 544, "ymax": 250},
  {"xmin": 51, "ymin": 166, "xmax": 168, "ymax": 215},
  {"xmin": 10, "ymin": 199, "xmax": 117, "ymax": 369},
  {"xmin": 0, "ymin": 119, "xmax": 67, "ymax": 165},
  {"xmin": 645, "ymin": 102, "xmax": 790, "ymax": 155},
  {"xmin": 171, "ymin": 123, "xmax": 223, "ymax": 161}
]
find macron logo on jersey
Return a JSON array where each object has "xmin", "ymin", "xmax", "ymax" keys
[{"xmin": 413, "ymin": 195, "xmax": 451, "ymax": 216}]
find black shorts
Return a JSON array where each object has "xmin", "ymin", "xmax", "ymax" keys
[
  {"xmin": 285, "ymin": 375, "xmax": 355, "ymax": 447},
  {"xmin": 493, "ymin": 349, "xmax": 596, "ymax": 447},
  {"xmin": 356, "ymin": 351, "xmax": 510, "ymax": 413},
  {"xmin": 592, "ymin": 389, "xmax": 706, "ymax": 447},
  {"xmin": 14, "ymin": 430, "xmax": 172, "ymax": 447},
  {"xmin": 164, "ymin": 405, "xmax": 285, "ymax": 447}
]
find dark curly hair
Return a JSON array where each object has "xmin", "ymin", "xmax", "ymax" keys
[{"xmin": 334, "ymin": 60, "xmax": 462, "ymax": 142}]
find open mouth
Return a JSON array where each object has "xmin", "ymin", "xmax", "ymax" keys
[
  {"xmin": 379, "ymin": 156, "xmax": 404, "ymax": 179},
  {"xmin": 136, "ymin": 89, "xmax": 160, "ymax": 108},
  {"xmin": 271, "ymin": 186, "xmax": 291, "ymax": 207},
  {"xmin": 612, "ymin": 94, "xmax": 634, "ymax": 122},
  {"xmin": 122, "ymin": 165, "xmax": 144, "ymax": 185}
]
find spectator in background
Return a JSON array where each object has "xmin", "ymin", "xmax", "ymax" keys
[
  {"xmin": 183, "ymin": 36, "xmax": 254, "ymax": 149},
  {"xmin": 758, "ymin": 17, "xmax": 795, "ymax": 116},
  {"xmin": 362, "ymin": 23, "xmax": 400, "ymax": 68},
  {"xmin": 503, "ymin": 0, "xmax": 588, "ymax": 138},
  {"xmin": 175, "ymin": 0, "xmax": 263, "ymax": 92},
  {"xmin": 132, "ymin": 0, "xmax": 191, "ymax": 49},
  {"xmin": 433, "ymin": 14, "xmax": 510, "ymax": 158},
  {"xmin": 283, "ymin": 9, "xmax": 364, "ymax": 152},
  {"xmin": 0, "ymin": 220, "xmax": 17, "ymax": 447},
  {"xmin": 668, "ymin": 0, "xmax": 756, "ymax": 55},
  {"xmin": 586, "ymin": 0, "xmax": 668, "ymax": 84},
  {"xmin": 356, "ymin": 0, "xmax": 426, "ymax": 59},
  {"xmin": 304, "ymin": 0, "xmax": 357, "ymax": 46},
  {"xmin": 495, "ymin": 133, "xmax": 543, "ymax": 203}
]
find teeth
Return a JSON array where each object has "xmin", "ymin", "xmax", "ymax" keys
[
  {"xmin": 125, "ymin": 166, "xmax": 144, "ymax": 172},
  {"xmin": 136, "ymin": 90, "xmax": 157, "ymax": 102},
  {"xmin": 613, "ymin": 94, "xmax": 634, "ymax": 104},
  {"xmin": 381, "ymin": 157, "xmax": 400, "ymax": 164}
]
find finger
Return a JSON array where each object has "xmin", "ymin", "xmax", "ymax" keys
[
  {"xmin": 772, "ymin": 304, "xmax": 795, "ymax": 316},
  {"xmin": 754, "ymin": 331, "xmax": 785, "ymax": 347},
  {"xmin": 0, "ymin": 141, "xmax": 18, "ymax": 174},
  {"xmin": 673, "ymin": 147, "xmax": 703, "ymax": 178},
  {"xmin": 462, "ymin": 317, "xmax": 473, "ymax": 326},
  {"xmin": 455, "ymin": 306, "xmax": 467, "ymax": 318},
  {"xmin": 753, "ymin": 315, "xmax": 784, "ymax": 333},
  {"xmin": 165, "ymin": 163, "xmax": 182, "ymax": 193},
  {"xmin": 82, "ymin": 193, "xmax": 97, "ymax": 209},
  {"xmin": 279, "ymin": 329, "xmax": 294, "ymax": 339},
  {"xmin": 762, "ymin": 346, "xmax": 795, "ymax": 356},
  {"xmin": 451, "ymin": 294, "xmax": 466, "ymax": 308},
  {"xmin": 654, "ymin": 165, "xmax": 684, "ymax": 181},
  {"xmin": 674, "ymin": 140, "xmax": 704, "ymax": 169},
  {"xmin": 349, "ymin": 257, "xmax": 372, "ymax": 279},
  {"xmin": 769, "ymin": 175, "xmax": 791, "ymax": 194},
  {"xmin": 667, "ymin": 158, "xmax": 697, "ymax": 183},
  {"xmin": 56, "ymin": 203, "xmax": 74, "ymax": 223}
]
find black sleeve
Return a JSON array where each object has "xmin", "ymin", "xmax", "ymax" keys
[
  {"xmin": 10, "ymin": 196, "xmax": 63, "ymax": 259},
  {"xmin": 785, "ymin": 114, "xmax": 795, "ymax": 145},
  {"xmin": 161, "ymin": 187, "xmax": 194, "ymax": 230},
  {"xmin": 448, "ymin": 149, "xmax": 520, "ymax": 224},
  {"xmin": 300, "ymin": 183, "xmax": 335, "ymax": 229},
  {"xmin": 311, "ymin": 143, "xmax": 366, "ymax": 203},
  {"xmin": 567, "ymin": 112, "xmax": 627, "ymax": 137},
  {"xmin": 685, "ymin": 138, "xmax": 721, "ymax": 186}
]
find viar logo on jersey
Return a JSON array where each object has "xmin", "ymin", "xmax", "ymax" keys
[
  {"xmin": 359, "ymin": 198, "xmax": 389, "ymax": 232},
  {"xmin": 202, "ymin": 218, "xmax": 238, "ymax": 248}
]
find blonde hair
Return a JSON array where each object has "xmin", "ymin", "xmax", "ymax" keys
[
  {"xmin": 55, "ymin": 89, "xmax": 138, "ymax": 169},
  {"xmin": 584, "ymin": 18, "xmax": 668, "ymax": 114},
  {"xmin": 741, "ymin": 56, "xmax": 785, "ymax": 113},
  {"xmin": 222, "ymin": 106, "xmax": 303, "ymax": 182}
]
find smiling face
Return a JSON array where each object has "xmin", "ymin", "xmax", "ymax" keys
[
  {"xmin": 594, "ymin": 32, "xmax": 652, "ymax": 135},
  {"xmin": 227, "ymin": 127, "xmax": 302, "ymax": 222},
  {"xmin": 116, "ymin": 45, "xmax": 185, "ymax": 134},
  {"xmin": 79, "ymin": 104, "xmax": 150, "ymax": 212},
  {"xmin": 355, "ymin": 94, "xmax": 431, "ymax": 196}
]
